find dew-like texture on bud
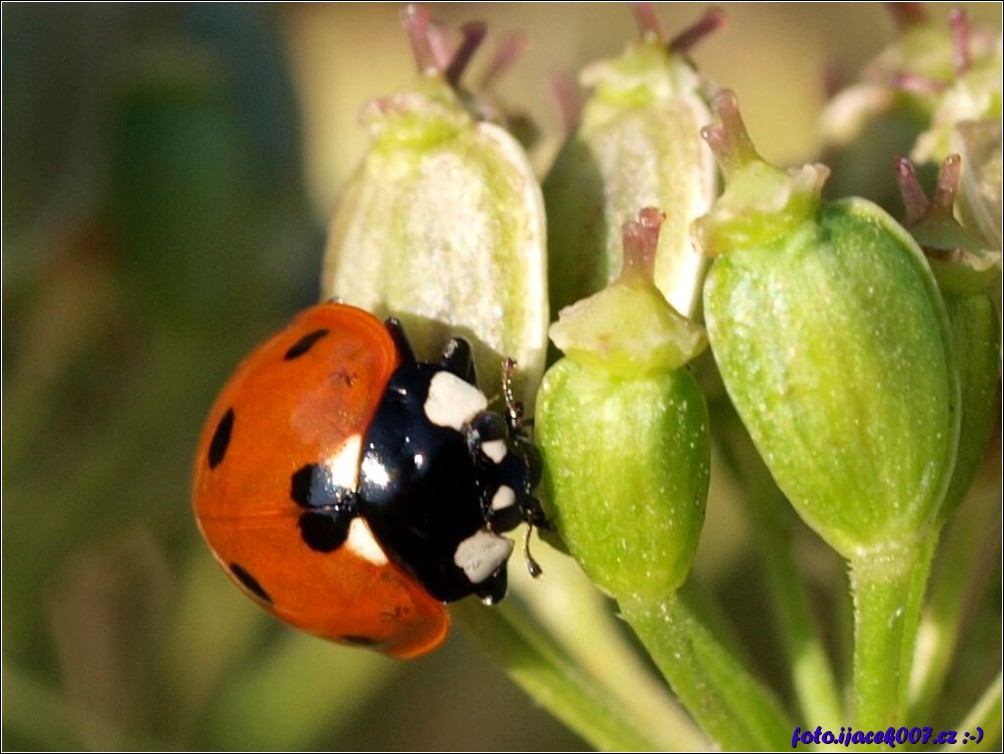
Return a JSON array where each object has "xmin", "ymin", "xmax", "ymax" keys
[
  {"xmin": 703, "ymin": 199, "xmax": 959, "ymax": 558},
  {"xmin": 323, "ymin": 78, "xmax": 548, "ymax": 402},
  {"xmin": 535, "ymin": 359, "xmax": 709, "ymax": 601},
  {"xmin": 543, "ymin": 38, "xmax": 715, "ymax": 320}
]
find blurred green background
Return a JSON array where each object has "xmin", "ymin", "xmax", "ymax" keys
[{"xmin": 3, "ymin": 4, "xmax": 1000, "ymax": 750}]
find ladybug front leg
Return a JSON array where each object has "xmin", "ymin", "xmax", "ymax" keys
[
  {"xmin": 472, "ymin": 565, "xmax": 508, "ymax": 605},
  {"xmin": 438, "ymin": 337, "xmax": 477, "ymax": 386},
  {"xmin": 382, "ymin": 318, "xmax": 417, "ymax": 364}
]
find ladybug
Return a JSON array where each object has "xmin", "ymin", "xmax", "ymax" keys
[{"xmin": 193, "ymin": 302, "xmax": 546, "ymax": 658}]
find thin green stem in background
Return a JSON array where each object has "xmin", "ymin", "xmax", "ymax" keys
[
  {"xmin": 752, "ymin": 490, "xmax": 844, "ymax": 727},
  {"xmin": 452, "ymin": 598, "xmax": 680, "ymax": 751},
  {"xmin": 910, "ymin": 482, "xmax": 1001, "ymax": 719},
  {"xmin": 620, "ymin": 583, "xmax": 794, "ymax": 750},
  {"xmin": 2, "ymin": 665, "xmax": 167, "ymax": 751},
  {"xmin": 850, "ymin": 535, "xmax": 936, "ymax": 729},
  {"xmin": 510, "ymin": 547, "xmax": 704, "ymax": 749},
  {"xmin": 944, "ymin": 671, "xmax": 1003, "ymax": 752},
  {"xmin": 897, "ymin": 531, "xmax": 939, "ymax": 712},
  {"xmin": 711, "ymin": 401, "xmax": 843, "ymax": 725}
]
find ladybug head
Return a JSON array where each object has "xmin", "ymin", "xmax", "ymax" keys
[{"xmin": 357, "ymin": 323, "xmax": 548, "ymax": 605}]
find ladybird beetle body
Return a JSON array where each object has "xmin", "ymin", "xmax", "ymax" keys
[{"xmin": 193, "ymin": 302, "xmax": 544, "ymax": 658}]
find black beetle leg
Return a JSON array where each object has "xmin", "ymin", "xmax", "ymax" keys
[
  {"xmin": 383, "ymin": 318, "xmax": 416, "ymax": 364},
  {"xmin": 439, "ymin": 338, "xmax": 477, "ymax": 385}
]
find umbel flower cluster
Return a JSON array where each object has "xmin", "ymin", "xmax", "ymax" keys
[{"xmin": 317, "ymin": 4, "xmax": 1001, "ymax": 750}]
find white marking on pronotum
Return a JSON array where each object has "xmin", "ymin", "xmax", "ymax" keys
[
  {"xmin": 424, "ymin": 371, "xmax": 488, "ymax": 430},
  {"xmin": 323, "ymin": 434, "xmax": 363, "ymax": 490},
  {"xmin": 481, "ymin": 439, "xmax": 507, "ymax": 464},
  {"xmin": 491, "ymin": 485, "xmax": 516, "ymax": 511},
  {"xmin": 454, "ymin": 530, "xmax": 514, "ymax": 584},
  {"xmin": 346, "ymin": 518, "xmax": 388, "ymax": 566}
]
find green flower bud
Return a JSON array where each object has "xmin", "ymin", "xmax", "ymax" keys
[
  {"xmin": 536, "ymin": 209, "xmax": 710, "ymax": 602},
  {"xmin": 820, "ymin": 6, "xmax": 1001, "ymax": 218},
  {"xmin": 697, "ymin": 91, "xmax": 959, "ymax": 560},
  {"xmin": 542, "ymin": 7, "xmax": 720, "ymax": 321},
  {"xmin": 323, "ymin": 6, "xmax": 547, "ymax": 402},
  {"xmin": 896, "ymin": 155, "xmax": 1000, "ymax": 522}
]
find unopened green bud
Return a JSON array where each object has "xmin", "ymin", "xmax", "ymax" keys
[
  {"xmin": 536, "ymin": 209, "xmax": 709, "ymax": 601},
  {"xmin": 896, "ymin": 155, "xmax": 1000, "ymax": 522},
  {"xmin": 323, "ymin": 5, "xmax": 547, "ymax": 402},
  {"xmin": 543, "ymin": 7, "xmax": 720, "ymax": 321},
  {"xmin": 698, "ymin": 91, "xmax": 959, "ymax": 560}
]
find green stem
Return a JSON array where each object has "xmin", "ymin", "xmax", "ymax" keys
[
  {"xmin": 452, "ymin": 598, "xmax": 671, "ymax": 752},
  {"xmin": 897, "ymin": 530, "xmax": 939, "ymax": 709},
  {"xmin": 850, "ymin": 535, "xmax": 936, "ymax": 728},
  {"xmin": 910, "ymin": 482, "xmax": 1000, "ymax": 718},
  {"xmin": 619, "ymin": 584, "xmax": 794, "ymax": 750},
  {"xmin": 510, "ymin": 548, "xmax": 703, "ymax": 748}
]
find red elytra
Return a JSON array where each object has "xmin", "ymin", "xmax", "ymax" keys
[{"xmin": 192, "ymin": 303, "xmax": 449, "ymax": 658}]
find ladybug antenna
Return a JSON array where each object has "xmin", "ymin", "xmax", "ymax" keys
[
  {"xmin": 501, "ymin": 357, "xmax": 524, "ymax": 433},
  {"xmin": 523, "ymin": 523, "xmax": 543, "ymax": 578}
]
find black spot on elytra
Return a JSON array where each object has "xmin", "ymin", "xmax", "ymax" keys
[
  {"xmin": 290, "ymin": 464, "xmax": 357, "ymax": 552},
  {"xmin": 290, "ymin": 463, "xmax": 355, "ymax": 510},
  {"xmin": 298, "ymin": 511, "xmax": 351, "ymax": 552},
  {"xmin": 208, "ymin": 408, "xmax": 234, "ymax": 469},
  {"xmin": 229, "ymin": 562, "xmax": 271, "ymax": 604},
  {"xmin": 284, "ymin": 329, "xmax": 329, "ymax": 360}
]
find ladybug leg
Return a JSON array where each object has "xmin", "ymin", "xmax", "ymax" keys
[
  {"xmin": 482, "ymin": 457, "xmax": 549, "ymax": 580},
  {"xmin": 473, "ymin": 567, "xmax": 508, "ymax": 605},
  {"xmin": 454, "ymin": 528, "xmax": 514, "ymax": 604},
  {"xmin": 383, "ymin": 318, "xmax": 417, "ymax": 364},
  {"xmin": 518, "ymin": 492, "xmax": 549, "ymax": 530},
  {"xmin": 486, "ymin": 479, "xmax": 523, "ymax": 532},
  {"xmin": 439, "ymin": 338, "xmax": 477, "ymax": 385},
  {"xmin": 515, "ymin": 437, "xmax": 542, "ymax": 489},
  {"xmin": 466, "ymin": 412, "xmax": 507, "ymax": 469}
]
